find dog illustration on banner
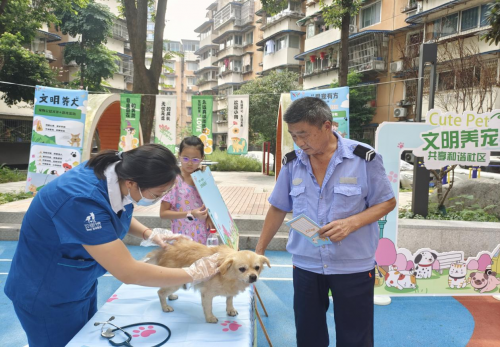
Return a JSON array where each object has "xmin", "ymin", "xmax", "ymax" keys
[
  {"xmin": 229, "ymin": 137, "xmax": 247, "ymax": 153},
  {"xmin": 375, "ymin": 239, "xmax": 500, "ymax": 294}
]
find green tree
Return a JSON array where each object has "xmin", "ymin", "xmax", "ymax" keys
[
  {"xmin": 235, "ymin": 70, "xmax": 301, "ymax": 153},
  {"xmin": 0, "ymin": 33, "xmax": 57, "ymax": 105},
  {"xmin": 57, "ymin": 1, "xmax": 118, "ymax": 91},
  {"xmin": 331, "ymin": 71, "xmax": 375, "ymax": 142},
  {"xmin": 121, "ymin": 0, "xmax": 169, "ymax": 143},
  {"xmin": 482, "ymin": 2, "xmax": 499, "ymax": 45},
  {"xmin": 0, "ymin": 0, "xmax": 88, "ymax": 43},
  {"xmin": 261, "ymin": 0, "xmax": 361, "ymax": 87}
]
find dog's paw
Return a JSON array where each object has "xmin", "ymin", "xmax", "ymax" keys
[
  {"xmin": 168, "ymin": 294, "xmax": 178, "ymax": 300},
  {"xmin": 206, "ymin": 316, "xmax": 219, "ymax": 323},
  {"xmin": 227, "ymin": 308, "xmax": 239, "ymax": 316},
  {"xmin": 161, "ymin": 305, "xmax": 174, "ymax": 312}
]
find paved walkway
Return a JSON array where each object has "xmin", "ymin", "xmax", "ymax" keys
[
  {"xmin": 0, "ymin": 172, "xmax": 275, "ymax": 217},
  {"xmin": 0, "ymin": 181, "xmax": 25, "ymax": 194}
]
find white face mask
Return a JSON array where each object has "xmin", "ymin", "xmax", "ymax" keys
[{"xmin": 126, "ymin": 187, "xmax": 159, "ymax": 206}]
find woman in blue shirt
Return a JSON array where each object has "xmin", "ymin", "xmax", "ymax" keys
[{"xmin": 4, "ymin": 144, "xmax": 219, "ymax": 347}]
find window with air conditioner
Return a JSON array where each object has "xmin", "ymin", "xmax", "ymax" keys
[{"xmin": 360, "ymin": 2, "xmax": 381, "ymax": 29}]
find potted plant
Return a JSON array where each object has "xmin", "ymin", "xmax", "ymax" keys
[{"xmin": 218, "ymin": 141, "xmax": 227, "ymax": 151}]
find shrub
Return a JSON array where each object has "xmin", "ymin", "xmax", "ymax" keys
[
  {"xmin": 206, "ymin": 150, "xmax": 261, "ymax": 172},
  {"xmin": 0, "ymin": 165, "xmax": 27, "ymax": 183},
  {"xmin": 0, "ymin": 191, "xmax": 32, "ymax": 205},
  {"xmin": 399, "ymin": 195, "xmax": 499, "ymax": 222}
]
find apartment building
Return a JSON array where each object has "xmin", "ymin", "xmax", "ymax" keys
[
  {"xmin": 255, "ymin": 0, "xmax": 305, "ymax": 75},
  {"xmin": 157, "ymin": 39, "xmax": 200, "ymax": 141},
  {"xmin": 392, "ymin": 0, "xmax": 498, "ymax": 118},
  {"xmin": 194, "ymin": 0, "xmax": 263, "ymax": 146},
  {"xmin": 0, "ymin": 24, "xmax": 62, "ymax": 166},
  {"xmin": 292, "ymin": 0, "xmax": 498, "ymax": 142},
  {"xmin": 49, "ymin": 0, "xmax": 133, "ymax": 94}
]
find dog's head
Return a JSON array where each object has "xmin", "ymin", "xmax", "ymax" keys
[
  {"xmin": 219, "ymin": 251, "xmax": 270, "ymax": 284},
  {"xmin": 469, "ymin": 272, "xmax": 488, "ymax": 289},
  {"xmin": 414, "ymin": 251, "xmax": 437, "ymax": 266}
]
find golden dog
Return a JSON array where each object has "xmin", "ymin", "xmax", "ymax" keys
[{"xmin": 146, "ymin": 238, "xmax": 270, "ymax": 323}]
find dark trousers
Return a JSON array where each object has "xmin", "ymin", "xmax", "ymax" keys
[
  {"xmin": 14, "ymin": 293, "xmax": 97, "ymax": 347},
  {"xmin": 293, "ymin": 266, "xmax": 375, "ymax": 347}
]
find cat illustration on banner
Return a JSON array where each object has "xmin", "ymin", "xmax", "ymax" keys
[
  {"xmin": 120, "ymin": 120, "xmax": 139, "ymax": 151},
  {"xmin": 68, "ymin": 133, "xmax": 81, "ymax": 147}
]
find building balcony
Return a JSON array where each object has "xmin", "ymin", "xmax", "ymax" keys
[
  {"xmin": 197, "ymin": 79, "xmax": 218, "ymax": 92},
  {"xmin": 199, "ymin": 55, "xmax": 218, "ymax": 69},
  {"xmin": 260, "ymin": 11, "xmax": 305, "ymax": 33},
  {"xmin": 216, "ymin": 45, "xmax": 244, "ymax": 61},
  {"xmin": 213, "ymin": 96, "xmax": 227, "ymax": 112},
  {"xmin": 261, "ymin": 17, "xmax": 304, "ymax": 41},
  {"xmin": 263, "ymin": 48, "xmax": 301, "ymax": 72},
  {"xmin": 112, "ymin": 20, "xmax": 129, "ymax": 42},
  {"xmin": 200, "ymin": 33, "xmax": 218, "ymax": 48},
  {"xmin": 215, "ymin": 121, "xmax": 228, "ymax": 134},
  {"xmin": 401, "ymin": 1, "xmax": 418, "ymax": 13},
  {"xmin": 218, "ymin": 70, "xmax": 243, "ymax": 85},
  {"xmin": 304, "ymin": 28, "xmax": 341, "ymax": 52},
  {"xmin": 214, "ymin": 1, "xmax": 254, "ymax": 31}
]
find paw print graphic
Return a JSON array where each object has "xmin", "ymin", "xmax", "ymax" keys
[
  {"xmin": 397, "ymin": 142, "xmax": 404, "ymax": 149},
  {"xmin": 221, "ymin": 320, "xmax": 242, "ymax": 332},
  {"xmin": 387, "ymin": 171, "xmax": 398, "ymax": 183},
  {"xmin": 106, "ymin": 294, "xmax": 118, "ymax": 303},
  {"xmin": 133, "ymin": 326, "xmax": 157, "ymax": 338}
]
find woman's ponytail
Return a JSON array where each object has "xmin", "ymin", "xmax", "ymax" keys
[{"xmin": 86, "ymin": 150, "xmax": 121, "ymax": 180}]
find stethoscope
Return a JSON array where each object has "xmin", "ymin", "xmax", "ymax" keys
[{"xmin": 94, "ymin": 316, "xmax": 171, "ymax": 347}]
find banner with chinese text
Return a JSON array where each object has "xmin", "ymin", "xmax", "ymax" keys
[
  {"xmin": 26, "ymin": 86, "xmax": 88, "ymax": 195},
  {"xmin": 191, "ymin": 95, "xmax": 213, "ymax": 155},
  {"xmin": 227, "ymin": 95, "xmax": 249, "ymax": 155},
  {"xmin": 413, "ymin": 109, "xmax": 499, "ymax": 169},
  {"xmin": 372, "ymin": 109, "xmax": 500, "ymax": 296},
  {"xmin": 290, "ymin": 87, "xmax": 350, "ymax": 139},
  {"xmin": 154, "ymin": 95, "xmax": 177, "ymax": 153},
  {"xmin": 119, "ymin": 94, "xmax": 141, "ymax": 152}
]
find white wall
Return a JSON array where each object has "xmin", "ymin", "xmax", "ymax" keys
[
  {"xmin": 303, "ymin": 69, "xmax": 338, "ymax": 90},
  {"xmin": 304, "ymin": 29, "xmax": 341, "ymax": 52}
]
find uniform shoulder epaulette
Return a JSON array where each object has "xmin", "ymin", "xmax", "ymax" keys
[
  {"xmin": 353, "ymin": 145, "xmax": 376, "ymax": 162},
  {"xmin": 282, "ymin": 151, "xmax": 297, "ymax": 165}
]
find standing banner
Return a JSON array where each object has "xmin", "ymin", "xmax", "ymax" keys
[
  {"xmin": 154, "ymin": 95, "xmax": 177, "ymax": 153},
  {"xmin": 290, "ymin": 87, "xmax": 350, "ymax": 139},
  {"xmin": 191, "ymin": 167, "xmax": 239, "ymax": 250},
  {"xmin": 191, "ymin": 95, "xmax": 213, "ymax": 155},
  {"xmin": 26, "ymin": 86, "xmax": 88, "ymax": 196},
  {"xmin": 227, "ymin": 95, "xmax": 249, "ymax": 155},
  {"xmin": 373, "ymin": 109, "xmax": 500, "ymax": 296},
  {"xmin": 119, "ymin": 94, "xmax": 141, "ymax": 152}
]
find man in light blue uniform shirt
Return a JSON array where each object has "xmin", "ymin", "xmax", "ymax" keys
[{"xmin": 256, "ymin": 97, "xmax": 396, "ymax": 347}]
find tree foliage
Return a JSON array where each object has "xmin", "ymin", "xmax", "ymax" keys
[
  {"xmin": 0, "ymin": 33, "xmax": 57, "ymax": 105},
  {"xmin": 482, "ymin": 2, "xmax": 500, "ymax": 45},
  {"xmin": 56, "ymin": 1, "xmax": 117, "ymax": 91},
  {"xmin": 0, "ymin": 0, "xmax": 88, "ymax": 44},
  {"xmin": 235, "ymin": 70, "xmax": 301, "ymax": 150},
  {"xmin": 331, "ymin": 71, "xmax": 375, "ymax": 140}
]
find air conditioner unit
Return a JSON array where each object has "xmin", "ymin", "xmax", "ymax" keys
[
  {"xmin": 187, "ymin": 86, "xmax": 192, "ymax": 91},
  {"xmin": 394, "ymin": 107, "xmax": 407, "ymax": 118},
  {"xmin": 390, "ymin": 61, "xmax": 404, "ymax": 73},
  {"xmin": 348, "ymin": 25, "xmax": 357, "ymax": 34}
]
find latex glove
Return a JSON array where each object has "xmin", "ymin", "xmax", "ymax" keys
[
  {"xmin": 183, "ymin": 253, "xmax": 220, "ymax": 285},
  {"xmin": 140, "ymin": 228, "xmax": 191, "ymax": 248}
]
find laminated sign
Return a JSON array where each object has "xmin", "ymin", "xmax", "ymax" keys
[{"xmin": 191, "ymin": 95, "xmax": 213, "ymax": 154}]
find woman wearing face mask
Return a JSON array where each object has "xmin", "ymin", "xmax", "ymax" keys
[{"xmin": 4, "ymin": 144, "xmax": 220, "ymax": 347}]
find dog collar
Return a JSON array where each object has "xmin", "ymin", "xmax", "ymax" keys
[
  {"xmin": 449, "ymin": 275, "xmax": 466, "ymax": 280},
  {"xmin": 418, "ymin": 263, "xmax": 433, "ymax": 267}
]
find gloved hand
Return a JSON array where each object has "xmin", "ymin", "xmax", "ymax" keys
[
  {"xmin": 183, "ymin": 253, "xmax": 220, "ymax": 285},
  {"xmin": 140, "ymin": 228, "xmax": 191, "ymax": 248}
]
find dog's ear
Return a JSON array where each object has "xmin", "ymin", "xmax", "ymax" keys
[
  {"xmin": 431, "ymin": 252, "xmax": 437, "ymax": 260},
  {"xmin": 219, "ymin": 257, "xmax": 234, "ymax": 276},
  {"xmin": 260, "ymin": 255, "xmax": 271, "ymax": 268},
  {"xmin": 470, "ymin": 272, "xmax": 476, "ymax": 277},
  {"xmin": 414, "ymin": 254, "xmax": 422, "ymax": 264}
]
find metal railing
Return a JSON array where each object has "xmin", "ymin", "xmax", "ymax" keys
[
  {"xmin": 214, "ymin": 1, "xmax": 254, "ymax": 30},
  {"xmin": 113, "ymin": 21, "xmax": 129, "ymax": 41}
]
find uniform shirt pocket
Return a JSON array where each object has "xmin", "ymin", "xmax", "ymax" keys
[
  {"xmin": 331, "ymin": 185, "xmax": 365, "ymax": 218},
  {"xmin": 289, "ymin": 186, "xmax": 307, "ymax": 214}
]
